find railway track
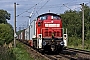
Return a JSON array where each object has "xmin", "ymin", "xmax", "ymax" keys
[
  {"xmin": 44, "ymin": 47, "xmax": 90, "ymax": 60},
  {"xmin": 44, "ymin": 54, "xmax": 77, "ymax": 60},
  {"xmin": 44, "ymin": 51, "xmax": 77, "ymax": 60},
  {"xmin": 63, "ymin": 48, "xmax": 90, "ymax": 60},
  {"xmin": 65, "ymin": 48, "xmax": 90, "ymax": 55},
  {"xmin": 18, "ymin": 40, "xmax": 90, "ymax": 60}
]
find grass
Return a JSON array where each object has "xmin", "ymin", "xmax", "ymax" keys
[
  {"xmin": 0, "ymin": 47, "xmax": 16, "ymax": 60},
  {"xmin": 12, "ymin": 41, "xmax": 34, "ymax": 60},
  {"xmin": 68, "ymin": 37, "xmax": 90, "ymax": 51}
]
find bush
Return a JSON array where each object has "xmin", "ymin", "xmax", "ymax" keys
[
  {"xmin": 68, "ymin": 37, "xmax": 82, "ymax": 48},
  {"xmin": 0, "ymin": 24, "xmax": 13, "ymax": 46},
  {"xmin": 68, "ymin": 36, "xmax": 90, "ymax": 50},
  {"xmin": 84, "ymin": 40, "xmax": 90, "ymax": 50},
  {"xmin": 0, "ymin": 47, "xmax": 16, "ymax": 60},
  {"xmin": 13, "ymin": 41, "xmax": 34, "ymax": 60}
]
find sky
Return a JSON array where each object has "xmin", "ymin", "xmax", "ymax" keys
[{"xmin": 0, "ymin": 0, "xmax": 90, "ymax": 31}]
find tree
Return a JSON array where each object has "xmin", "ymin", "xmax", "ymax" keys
[
  {"xmin": 0, "ymin": 24, "xmax": 13, "ymax": 46},
  {"xmin": 60, "ymin": 10, "xmax": 82, "ymax": 37},
  {"xmin": 60, "ymin": 5, "xmax": 90, "ymax": 49},
  {"xmin": 0, "ymin": 10, "xmax": 10, "ymax": 24}
]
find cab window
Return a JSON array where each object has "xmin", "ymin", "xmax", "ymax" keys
[
  {"xmin": 51, "ymin": 15, "xmax": 60, "ymax": 20},
  {"xmin": 40, "ymin": 16, "xmax": 47, "ymax": 20}
]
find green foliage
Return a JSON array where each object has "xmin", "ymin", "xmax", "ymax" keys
[
  {"xmin": 68, "ymin": 37, "xmax": 82, "ymax": 48},
  {"xmin": 13, "ymin": 41, "xmax": 34, "ymax": 60},
  {"xmin": 85, "ymin": 31, "xmax": 90, "ymax": 40},
  {"xmin": 0, "ymin": 24, "xmax": 13, "ymax": 46},
  {"xmin": 0, "ymin": 9, "xmax": 10, "ymax": 24},
  {"xmin": 84, "ymin": 40, "xmax": 90, "ymax": 50},
  {"xmin": 60, "ymin": 5, "xmax": 90, "ymax": 50},
  {"xmin": 61, "ymin": 10, "xmax": 82, "ymax": 37},
  {"xmin": 0, "ymin": 47, "xmax": 16, "ymax": 60}
]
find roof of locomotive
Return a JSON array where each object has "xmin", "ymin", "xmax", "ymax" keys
[{"xmin": 37, "ymin": 13, "xmax": 61, "ymax": 18}]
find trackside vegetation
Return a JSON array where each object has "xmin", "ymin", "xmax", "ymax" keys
[
  {"xmin": 60, "ymin": 5, "xmax": 90, "ymax": 50},
  {"xmin": 0, "ymin": 9, "xmax": 35, "ymax": 60},
  {"xmin": 0, "ymin": 9, "xmax": 12, "ymax": 46},
  {"xmin": 0, "ymin": 47, "xmax": 16, "ymax": 60},
  {"xmin": 0, "ymin": 9, "xmax": 15, "ymax": 60},
  {"xmin": 0, "ymin": 23, "xmax": 14, "ymax": 46},
  {"xmin": 12, "ymin": 41, "xmax": 34, "ymax": 60}
]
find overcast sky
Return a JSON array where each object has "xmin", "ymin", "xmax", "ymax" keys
[{"xmin": 0, "ymin": 0, "xmax": 90, "ymax": 31}]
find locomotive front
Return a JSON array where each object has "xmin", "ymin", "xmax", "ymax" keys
[{"xmin": 35, "ymin": 13, "xmax": 64, "ymax": 53}]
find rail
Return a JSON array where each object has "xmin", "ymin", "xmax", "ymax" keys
[{"xmin": 17, "ymin": 39, "xmax": 90, "ymax": 60}]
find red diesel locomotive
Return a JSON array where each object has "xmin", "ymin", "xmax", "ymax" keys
[
  {"xmin": 18, "ymin": 13, "xmax": 65, "ymax": 53},
  {"xmin": 33, "ymin": 13, "xmax": 64, "ymax": 53}
]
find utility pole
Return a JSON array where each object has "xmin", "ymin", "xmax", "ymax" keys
[
  {"xmin": 14, "ymin": 2, "xmax": 16, "ymax": 48},
  {"xmin": 80, "ymin": 3, "xmax": 84, "ymax": 49}
]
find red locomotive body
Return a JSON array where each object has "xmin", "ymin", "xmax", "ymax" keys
[
  {"xmin": 36, "ymin": 13, "xmax": 63, "ymax": 39},
  {"xmin": 33, "ymin": 13, "xmax": 64, "ymax": 53},
  {"xmin": 17, "ymin": 13, "xmax": 65, "ymax": 53}
]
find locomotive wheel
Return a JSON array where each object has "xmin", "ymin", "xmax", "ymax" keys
[
  {"xmin": 57, "ymin": 44, "xmax": 64, "ymax": 53},
  {"xmin": 44, "ymin": 45, "xmax": 51, "ymax": 54}
]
